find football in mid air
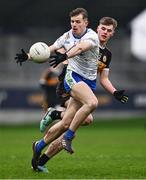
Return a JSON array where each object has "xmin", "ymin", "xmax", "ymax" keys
[{"xmin": 29, "ymin": 42, "xmax": 50, "ymax": 63}]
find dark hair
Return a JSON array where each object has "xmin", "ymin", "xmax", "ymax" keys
[
  {"xmin": 99, "ymin": 17, "xmax": 118, "ymax": 29},
  {"xmin": 69, "ymin": 8, "xmax": 88, "ymax": 19}
]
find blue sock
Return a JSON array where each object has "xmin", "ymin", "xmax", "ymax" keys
[
  {"xmin": 35, "ymin": 139, "xmax": 46, "ymax": 153},
  {"xmin": 64, "ymin": 129, "xmax": 75, "ymax": 140}
]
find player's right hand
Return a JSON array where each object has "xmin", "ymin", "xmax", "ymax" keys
[
  {"xmin": 15, "ymin": 49, "xmax": 28, "ymax": 66},
  {"xmin": 49, "ymin": 51, "xmax": 67, "ymax": 68}
]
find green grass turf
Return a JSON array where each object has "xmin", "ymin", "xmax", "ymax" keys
[{"xmin": 0, "ymin": 117, "xmax": 146, "ymax": 179}]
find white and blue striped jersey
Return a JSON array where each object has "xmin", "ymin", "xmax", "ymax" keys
[{"xmin": 53, "ymin": 28, "xmax": 99, "ymax": 80}]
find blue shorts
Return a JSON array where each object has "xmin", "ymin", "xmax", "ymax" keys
[{"xmin": 64, "ymin": 69, "xmax": 96, "ymax": 93}]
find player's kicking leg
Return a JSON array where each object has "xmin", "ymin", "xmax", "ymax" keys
[
  {"xmin": 40, "ymin": 107, "xmax": 93, "ymax": 133},
  {"xmin": 31, "ymin": 98, "xmax": 79, "ymax": 171},
  {"xmin": 61, "ymin": 82, "xmax": 98, "ymax": 154}
]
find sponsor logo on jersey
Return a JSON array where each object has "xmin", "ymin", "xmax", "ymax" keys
[{"xmin": 103, "ymin": 56, "xmax": 107, "ymax": 62}]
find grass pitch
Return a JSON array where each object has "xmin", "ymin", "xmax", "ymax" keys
[{"xmin": 0, "ymin": 117, "xmax": 146, "ymax": 179}]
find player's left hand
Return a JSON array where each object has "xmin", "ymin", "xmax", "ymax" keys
[
  {"xmin": 15, "ymin": 49, "xmax": 28, "ymax": 66},
  {"xmin": 113, "ymin": 90, "xmax": 128, "ymax": 104},
  {"xmin": 49, "ymin": 51, "xmax": 67, "ymax": 68}
]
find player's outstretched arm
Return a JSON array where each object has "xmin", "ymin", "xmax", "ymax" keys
[
  {"xmin": 99, "ymin": 69, "xmax": 128, "ymax": 104},
  {"xmin": 15, "ymin": 43, "xmax": 57, "ymax": 66},
  {"xmin": 49, "ymin": 41, "xmax": 93, "ymax": 68}
]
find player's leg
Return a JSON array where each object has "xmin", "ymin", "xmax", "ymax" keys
[
  {"xmin": 36, "ymin": 113, "xmax": 93, "ymax": 172},
  {"xmin": 62, "ymin": 81, "xmax": 98, "ymax": 153},
  {"xmin": 35, "ymin": 113, "xmax": 93, "ymax": 172},
  {"xmin": 34, "ymin": 134, "xmax": 64, "ymax": 173},
  {"xmin": 70, "ymin": 82, "xmax": 98, "ymax": 130},
  {"xmin": 40, "ymin": 104, "xmax": 93, "ymax": 133},
  {"xmin": 31, "ymin": 97, "xmax": 81, "ymax": 169},
  {"xmin": 31, "ymin": 120, "xmax": 66, "ymax": 170},
  {"xmin": 43, "ymin": 98, "xmax": 81, "ymax": 144}
]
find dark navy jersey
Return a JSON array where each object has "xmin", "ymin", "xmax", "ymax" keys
[
  {"xmin": 56, "ymin": 64, "xmax": 69, "ymax": 106},
  {"xmin": 58, "ymin": 64, "xmax": 68, "ymax": 81},
  {"xmin": 97, "ymin": 47, "xmax": 112, "ymax": 73}
]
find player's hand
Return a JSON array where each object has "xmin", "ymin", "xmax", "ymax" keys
[
  {"xmin": 15, "ymin": 49, "xmax": 28, "ymax": 66},
  {"xmin": 113, "ymin": 90, "xmax": 128, "ymax": 104},
  {"xmin": 49, "ymin": 51, "xmax": 67, "ymax": 68}
]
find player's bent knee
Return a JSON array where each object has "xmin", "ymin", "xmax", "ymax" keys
[{"xmin": 87, "ymin": 99, "xmax": 98, "ymax": 111}]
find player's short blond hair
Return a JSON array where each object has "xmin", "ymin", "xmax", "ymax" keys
[{"xmin": 99, "ymin": 17, "xmax": 118, "ymax": 29}]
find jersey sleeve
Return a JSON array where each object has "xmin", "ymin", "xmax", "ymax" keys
[
  {"xmin": 84, "ymin": 35, "xmax": 99, "ymax": 48},
  {"xmin": 105, "ymin": 51, "xmax": 112, "ymax": 68},
  {"xmin": 82, "ymin": 29, "xmax": 99, "ymax": 48},
  {"xmin": 53, "ymin": 32, "xmax": 67, "ymax": 49},
  {"xmin": 58, "ymin": 64, "xmax": 67, "ymax": 81},
  {"xmin": 97, "ymin": 48, "xmax": 112, "ymax": 73}
]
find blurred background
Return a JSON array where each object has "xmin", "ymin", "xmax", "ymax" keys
[{"xmin": 0, "ymin": 0, "xmax": 146, "ymax": 124}]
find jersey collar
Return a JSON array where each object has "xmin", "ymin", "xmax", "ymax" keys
[
  {"xmin": 99, "ymin": 44, "xmax": 106, "ymax": 49},
  {"xmin": 72, "ymin": 28, "xmax": 88, "ymax": 39}
]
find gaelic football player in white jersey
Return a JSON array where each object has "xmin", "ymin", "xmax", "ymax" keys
[
  {"xmin": 36, "ymin": 7, "xmax": 99, "ymax": 171},
  {"xmin": 15, "ymin": 7, "xmax": 99, "ymax": 172}
]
